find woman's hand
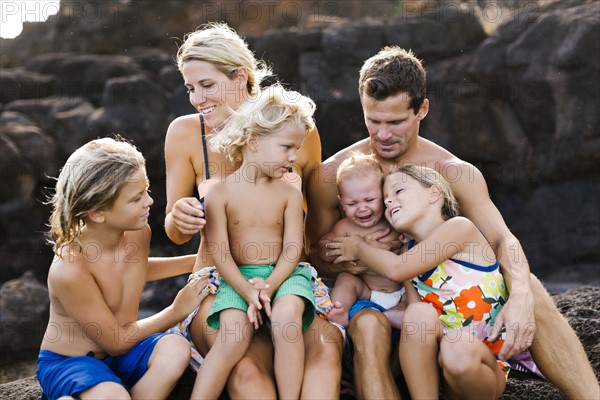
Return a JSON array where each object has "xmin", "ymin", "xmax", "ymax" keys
[{"xmin": 170, "ymin": 197, "xmax": 206, "ymax": 235}]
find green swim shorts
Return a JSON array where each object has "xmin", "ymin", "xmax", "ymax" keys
[{"xmin": 207, "ymin": 264, "xmax": 316, "ymax": 331}]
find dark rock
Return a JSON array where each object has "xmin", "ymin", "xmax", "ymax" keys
[
  {"xmin": 85, "ymin": 74, "xmax": 169, "ymax": 163},
  {"xmin": 0, "ymin": 116, "xmax": 58, "ymax": 204},
  {"xmin": 0, "ymin": 271, "xmax": 49, "ymax": 354},
  {"xmin": 385, "ymin": 7, "xmax": 486, "ymax": 63},
  {"xmin": 0, "ymin": 69, "xmax": 55, "ymax": 104},
  {"xmin": 247, "ymin": 29, "xmax": 300, "ymax": 88}
]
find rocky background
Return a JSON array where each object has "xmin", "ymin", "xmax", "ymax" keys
[{"xmin": 0, "ymin": 0, "xmax": 598, "ymax": 396}]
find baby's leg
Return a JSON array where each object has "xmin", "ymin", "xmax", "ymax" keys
[
  {"xmin": 271, "ymin": 294, "xmax": 306, "ymax": 400},
  {"xmin": 130, "ymin": 334, "xmax": 191, "ymax": 399},
  {"xmin": 385, "ymin": 281, "xmax": 420, "ymax": 330},
  {"xmin": 439, "ymin": 330, "xmax": 506, "ymax": 399},
  {"xmin": 383, "ymin": 303, "xmax": 405, "ymax": 331},
  {"xmin": 399, "ymin": 302, "xmax": 443, "ymax": 399},
  {"xmin": 191, "ymin": 309, "xmax": 254, "ymax": 399},
  {"xmin": 325, "ymin": 272, "xmax": 370, "ymax": 326}
]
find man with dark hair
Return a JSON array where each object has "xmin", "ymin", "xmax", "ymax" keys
[{"xmin": 307, "ymin": 46, "xmax": 599, "ymax": 399}]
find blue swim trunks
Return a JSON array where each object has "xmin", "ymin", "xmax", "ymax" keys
[
  {"xmin": 37, "ymin": 332, "xmax": 169, "ymax": 400},
  {"xmin": 344, "ymin": 300, "xmax": 400, "ymax": 370}
]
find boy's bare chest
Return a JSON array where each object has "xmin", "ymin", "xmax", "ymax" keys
[
  {"xmin": 226, "ymin": 189, "xmax": 287, "ymax": 227},
  {"xmin": 92, "ymin": 259, "xmax": 146, "ymax": 314}
]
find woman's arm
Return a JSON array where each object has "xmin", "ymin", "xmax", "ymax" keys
[{"xmin": 164, "ymin": 116, "xmax": 205, "ymax": 244}]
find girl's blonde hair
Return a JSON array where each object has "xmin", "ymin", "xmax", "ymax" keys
[
  {"xmin": 47, "ymin": 137, "xmax": 146, "ymax": 256},
  {"xmin": 211, "ymin": 84, "xmax": 316, "ymax": 161},
  {"xmin": 337, "ymin": 153, "xmax": 383, "ymax": 189},
  {"xmin": 390, "ymin": 164, "xmax": 460, "ymax": 220},
  {"xmin": 177, "ymin": 22, "xmax": 272, "ymax": 96}
]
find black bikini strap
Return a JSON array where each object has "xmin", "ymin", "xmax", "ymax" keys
[{"xmin": 199, "ymin": 113, "xmax": 210, "ymax": 180}]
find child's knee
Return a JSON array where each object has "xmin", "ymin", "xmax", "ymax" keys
[
  {"xmin": 439, "ymin": 333, "xmax": 482, "ymax": 376},
  {"xmin": 152, "ymin": 334, "xmax": 192, "ymax": 369},
  {"xmin": 80, "ymin": 381, "xmax": 130, "ymax": 400},
  {"xmin": 272, "ymin": 295, "xmax": 305, "ymax": 321},
  {"xmin": 403, "ymin": 302, "xmax": 437, "ymax": 324}
]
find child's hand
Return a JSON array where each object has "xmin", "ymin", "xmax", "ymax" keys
[
  {"xmin": 241, "ymin": 285, "xmax": 263, "ymax": 329},
  {"xmin": 398, "ymin": 233, "xmax": 413, "ymax": 245},
  {"xmin": 172, "ymin": 275, "xmax": 209, "ymax": 318},
  {"xmin": 326, "ymin": 235, "xmax": 363, "ymax": 263},
  {"xmin": 247, "ymin": 303, "xmax": 263, "ymax": 330},
  {"xmin": 248, "ymin": 277, "xmax": 270, "ymax": 291},
  {"xmin": 258, "ymin": 289, "xmax": 273, "ymax": 319}
]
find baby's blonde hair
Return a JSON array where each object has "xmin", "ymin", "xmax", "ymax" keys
[
  {"xmin": 47, "ymin": 137, "xmax": 146, "ymax": 256},
  {"xmin": 177, "ymin": 22, "xmax": 272, "ymax": 96},
  {"xmin": 211, "ymin": 84, "xmax": 316, "ymax": 161},
  {"xmin": 389, "ymin": 164, "xmax": 459, "ymax": 220},
  {"xmin": 337, "ymin": 153, "xmax": 383, "ymax": 191}
]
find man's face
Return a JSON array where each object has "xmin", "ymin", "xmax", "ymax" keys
[{"xmin": 362, "ymin": 92, "xmax": 428, "ymax": 160}]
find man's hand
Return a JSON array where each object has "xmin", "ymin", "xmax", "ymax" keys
[{"xmin": 488, "ymin": 291, "xmax": 536, "ymax": 360}]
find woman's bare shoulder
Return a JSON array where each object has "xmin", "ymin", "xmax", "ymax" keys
[{"xmin": 166, "ymin": 113, "xmax": 201, "ymax": 142}]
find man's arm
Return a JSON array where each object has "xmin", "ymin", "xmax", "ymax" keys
[
  {"xmin": 452, "ymin": 163, "xmax": 535, "ymax": 358},
  {"xmin": 305, "ymin": 161, "xmax": 351, "ymax": 278}
]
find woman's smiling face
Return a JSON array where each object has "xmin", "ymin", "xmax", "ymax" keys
[{"xmin": 182, "ymin": 59, "xmax": 248, "ymax": 130}]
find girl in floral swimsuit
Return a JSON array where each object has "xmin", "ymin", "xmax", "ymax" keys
[{"xmin": 326, "ymin": 164, "xmax": 510, "ymax": 400}]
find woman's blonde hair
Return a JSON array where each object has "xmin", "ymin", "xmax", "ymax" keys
[
  {"xmin": 211, "ymin": 84, "xmax": 316, "ymax": 161},
  {"xmin": 337, "ymin": 153, "xmax": 383, "ymax": 188},
  {"xmin": 389, "ymin": 164, "xmax": 460, "ymax": 220},
  {"xmin": 47, "ymin": 137, "xmax": 146, "ymax": 256},
  {"xmin": 177, "ymin": 22, "xmax": 272, "ymax": 96}
]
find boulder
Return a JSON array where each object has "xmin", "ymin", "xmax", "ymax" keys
[{"xmin": 0, "ymin": 271, "xmax": 49, "ymax": 354}]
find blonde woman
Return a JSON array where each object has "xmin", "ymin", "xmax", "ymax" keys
[{"xmin": 164, "ymin": 23, "xmax": 342, "ymax": 398}]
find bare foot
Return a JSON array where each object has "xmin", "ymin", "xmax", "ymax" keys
[
  {"xmin": 384, "ymin": 306, "xmax": 405, "ymax": 330},
  {"xmin": 324, "ymin": 301, "xmax": 349, "ymax": 326}
]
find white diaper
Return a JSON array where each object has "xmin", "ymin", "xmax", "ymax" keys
[{"xmin": 370, "ymin": 287, "xmax": 405, "ymax": 310}]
